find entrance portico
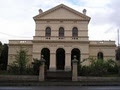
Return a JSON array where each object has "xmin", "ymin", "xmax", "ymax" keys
[{"xmin": 39, "ymin": 46, "xmax": 82, "ymax": 71}]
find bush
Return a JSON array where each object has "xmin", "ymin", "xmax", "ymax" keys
[
  {"xmin": 8, "ymin": 63, "xmax": 34, "ymax": 75},
  {"xmin": 78, "ymin": 58, "xmax": 119, "ymax": 76},
  {"xmin": 32, "ymin": 58, "xmax": 42, "ymax": 75}
]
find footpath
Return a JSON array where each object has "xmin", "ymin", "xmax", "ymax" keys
[{"xmin": 0, "ymin": 81, "xmax": 120, "ymax": 86}]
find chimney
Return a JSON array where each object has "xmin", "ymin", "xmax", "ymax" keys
[
  {"xmin": 83, "ymin": 9, "xmax": 87, "ymax": 15},
  {"xmin": 39, "ymin": 9, "xmax": 43, "ymax": 14}
]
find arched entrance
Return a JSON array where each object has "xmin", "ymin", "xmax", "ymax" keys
[
  {"xmin": 71, "ymin": 48, "xmax": 80, "ymax": 66},
  {"xmin": 56, "ymin": 48, "xmax": 65, "ymax": 70},
  {"xmin": 41, "ymin": 48, "xmax": 50, "ymax": 70}
]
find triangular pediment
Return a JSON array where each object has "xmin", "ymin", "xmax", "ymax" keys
[{"xmin": 33, "ymin": 4, "xmax": 90, "ymax": 21}]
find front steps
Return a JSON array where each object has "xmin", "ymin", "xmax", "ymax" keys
[{"xmin": 46, "ymin": 70, "xmax": 72, "ymax": 81}]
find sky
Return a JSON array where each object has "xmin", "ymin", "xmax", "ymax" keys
[{"xmin": 0, "ymin": 0, "xmax": 120, "ymax": 45}]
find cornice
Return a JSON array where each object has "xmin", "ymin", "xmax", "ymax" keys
[
  {"xmin": 34, "ymin": 19, "xmax": 90, "ymax": 21},
  {"xmin": 89, "ymin": 45, "xmax": 116, "ymax": 47},
  {"xmin": 9, "ymin": 44, "xmax": 33, "ymax": 46},
  {"xmin": 32, "ymin": 40, "xmax": 89, "ymax": 44}
]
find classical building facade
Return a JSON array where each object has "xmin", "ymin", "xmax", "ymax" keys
[{"xmin": 8, "ymin": 4, "xmax": 116, "ymax": 71}]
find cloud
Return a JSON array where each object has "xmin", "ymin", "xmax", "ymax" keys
[{"xmin": 0, "ymin": 0, "xmax": 119, "ymax": 45}]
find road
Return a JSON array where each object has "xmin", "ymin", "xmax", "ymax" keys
[{"xmin": 0, "ymin": 86, "xmax": 120, "ymax": 90}]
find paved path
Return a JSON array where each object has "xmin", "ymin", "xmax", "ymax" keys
[{"xmin": 0, "ymin": 86, "xmax": 120, "ymax": 90}]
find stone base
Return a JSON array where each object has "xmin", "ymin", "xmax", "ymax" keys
[
  {"xmin": 65, "ymin": 66, "xmax": 71, "ymax": 71},
  {"xmin": 49, "ymin": 67, "xmax": 56, "ymax": 71}
]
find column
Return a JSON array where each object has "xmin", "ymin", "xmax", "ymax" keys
[
  {"xmin": 49, "ymin": 53, "xmax": 56, "ymax": 71},
  {"xmin": 65, "ymin": 53, "xmax": 71, "ymax": 71}
]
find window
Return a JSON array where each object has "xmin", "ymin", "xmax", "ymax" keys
[
  {"xmin": 97, "ymin": 52, "xmax": 103, "ymax": 60},
  {"xmin": 45, "ymin": 27, "xmax": 51, "ymax": 37},
  {"xmin": 72, "ymin": 27, "xmax": 78, "ymax": 37},
  {"xmin": 59, "ymin": 27, "xmax": 64, "ymax": 37}
]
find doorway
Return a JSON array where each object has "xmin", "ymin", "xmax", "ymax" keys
[
  {"xmin": 56, "ymin": 48, "xmax": 65, "ymax": 70},
  {"xmin": 41, "ymin": 48, "xmax": 50, "ymax": 70}
]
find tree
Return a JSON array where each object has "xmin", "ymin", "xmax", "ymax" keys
[
  {"xmin": 0, "ymin": 41, "xmax": 3, "ymax": 58},
  {"xmin": 116, "ymin": 47, "xmax": 120, "ymax": 75},
  {"xmin": 116, "ymin": 47, "xmax": 120, "ymax": 60},
  {"xmin": 0, "ymin": 44, "xmax": 8, "ymax": 70},
  {"xmin": 14, "ymin": 47, "xmax": 29, "ymax": 74},
  {"xmin": 0, "ymin": 41, "xmax": 2, "ymax": 53},
  {"xmin": 32, "ymin": 58, "xmax": 42, "ymax": 75}
]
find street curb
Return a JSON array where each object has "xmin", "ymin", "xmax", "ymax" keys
[{"xmin": 0, "ymin": 81, "xmax": 120, "ymax": 86}]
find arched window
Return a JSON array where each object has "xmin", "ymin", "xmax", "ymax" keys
[
  {"xmin": 45, "ymin": 27, "xmax": 51, "ymax": 37},
  {"xmin": 97, "ymin": 52, "xmax": 103, "ymax": 60},
  {"xmin": 59, "ymin": 27, "xmax": 64, "ymax": 37},
  {"xmin": 72, "ymin": 27, "xmax": 78, "ymax": 37}
]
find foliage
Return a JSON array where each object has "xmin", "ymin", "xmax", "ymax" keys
[
  {"xmin": 0, "ymin": 44, "xmax": 8, "ymax": 70},
  {"xmin": 8, "ymin": 62, "xmax": 19, "ymax": 74},
  {"xmin": 78, "ymin": 58, "xmax": 119, "ymax": 76},
  {"xmin": 7, "ymin": 48, "xmax": 43, "ymax": 75},
  {"xmin": 8, "ymin": 63, "xmax": 34, "ymax": 75},
  {"xmin": 0, "ymin": 41, "xmax": 2, "ymax": 53},
  {"xmin": 116, "ymin": 47, "xmax": 120, "ymax": 60},
  {"xmin": 14, "ymin": 48, "xmax": 29, "ymax": 74},
  {"xmin": 8, "ymin": 57, "xmax": 42, "ymax": 75},
  {"xmin": 8, "ymin": 47, "xmax": 30, "ymax": 75},
  {"xmin": 32, "ymin": 58, "xmax": 42, "ymax": 75}
]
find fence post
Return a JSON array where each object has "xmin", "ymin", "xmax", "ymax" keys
[
  {"xmin": 39, "ymin": 55, "xmax": 45, "ymax": 81},
  {"xmin": 72, "ymin": 55, "xmax": 78, "ymax": 81}
]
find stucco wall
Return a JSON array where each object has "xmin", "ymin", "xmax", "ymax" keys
[
  {"xmin": 89, "ymin": 41, "xmax": 116, "ymax": 61},
  {"xmin": 8, "ymin": 40, "xmax": 33, "ymax": 65}
]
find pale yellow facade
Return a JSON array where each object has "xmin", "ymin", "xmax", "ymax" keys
[{"xmin": 8, "ymin": 4, "xmax": 116, "ymax": 71}]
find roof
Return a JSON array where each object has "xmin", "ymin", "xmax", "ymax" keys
[{"xmin": 33, "ymin": 4, "xmax": 91, "ymax": 21}]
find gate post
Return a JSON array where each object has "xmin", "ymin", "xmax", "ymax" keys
[
  {"xmin": 72, "ymin": 56, "xmax": 78, "ymax": 81},
  {"xmin": 39, "ymin": 55, "xmax": 46, "ymax": 81}
]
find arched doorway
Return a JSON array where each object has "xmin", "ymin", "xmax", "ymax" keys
[
  {"xmin": 56, "ymin": 48, "xmax": 65, "ymax": 70},
  {"xmin": 41, "ymin": 48, "xmax": 50, "ymax": 70},
  {"xmin": 71, "ymin": 48, "xmax": 80, "ymax": 66}
]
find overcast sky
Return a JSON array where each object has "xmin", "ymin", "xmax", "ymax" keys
[{"xmin": 0, "ymin": 0, "xmax": 120, "ymax": 45}]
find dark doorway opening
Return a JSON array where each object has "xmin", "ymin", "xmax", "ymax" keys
[
  {"xmin": 56, "ymin": 48, "xmax": 65, "ymax": 70},
  {"xmin": 71, "ymin": 48, "xmax": 80, "ymax": 66},
  {"xmin": 41, "ymin": 48, "xmax": 50, "ymax": 70}
]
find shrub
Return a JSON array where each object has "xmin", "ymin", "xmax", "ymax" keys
[
  {"xmin": 8, "ymin": 62, "xmax": 19, "ymax": 75},
  {"xmin": 78, "ymin": 58, "xmax": 118, "ymax": 76},
  {"xmin": 32, "ymin": 58, "xmax": 42, "ymax": 75}
]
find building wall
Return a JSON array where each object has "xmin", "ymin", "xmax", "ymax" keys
[
  {"xmin": 8, "ymin": 40, "xmax": 33, "ymax": 65},
  {"xmin": 35, "ymin": 21, "xmax": 88, "ymax": 37},
  {"xmin": 89, "ymin": 41, "xmax": 116, "ymax": 61},
  {"xmin": 8, "ymin": 5, "xmax": 117, "ymax": 69}
]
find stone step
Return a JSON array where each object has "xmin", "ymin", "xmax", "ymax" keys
[{"xmin": 46, "ymin": 70, "xmax": 72, "ymax": 80}]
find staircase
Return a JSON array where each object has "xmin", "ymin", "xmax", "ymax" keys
[{"xmin": 46, "ymin": 70, "xmax": 72, "ymax": 81}]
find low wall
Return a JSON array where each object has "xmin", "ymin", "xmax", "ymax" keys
[
  {"xmin": 78, "ymin": 76, "xmax": 120, "ymax": 82},
  {"xmin": 0, "ymin": 75, "xmax": 120, "ymax": 82},
  {"xmin": 0, "ymin": 75, "xmax": 38, "ymax": 81}
]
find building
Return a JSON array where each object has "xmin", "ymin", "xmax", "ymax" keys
[{"xmin": 8, "ymin": 4, "xmax": 116, "ymax": 71}]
